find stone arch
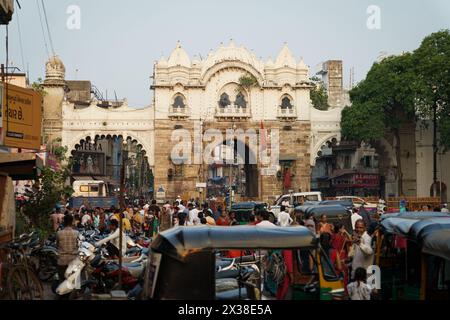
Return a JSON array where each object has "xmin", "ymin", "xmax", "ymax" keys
[
  {"xmin": 311, "ymin": 133, "xmax": 340, "ymax": 166},
  {"xmin": 217, "ymin": 82, "xmax": 249, "ymax": 107},
  {"xmin": 171, "ymin": 92, "xmax": 187, "ymax": 108},
  {"xmin": 67, "ymin": 131, "xmax": 151, "ymax": 165},
  {"xmin": 201, "ymin": 61, "xmax": 264, "ymax": 87},
  {"xmin": 205, "ymin": 130, "xmax": 260, "ymax": 198},
  {"xmin": 279, "ymin": 93, "xmax": 294, "ymax": 109}
]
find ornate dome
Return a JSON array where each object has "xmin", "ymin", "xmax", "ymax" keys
[
  {"xmin": 275, "ymin": 43, "xmax": 297, "ymax": 69},
  {"xmin": 44, "ymin": 55, "xmax": 66, "ymax": 86},
  {"xmin": 167, "ymin": 41, "xmax": 191, "ymax": 68},
  {"xmin": 201, "ymin": 40, "xmax": 265, "ymax": 75}
]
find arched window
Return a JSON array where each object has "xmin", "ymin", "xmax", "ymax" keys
[
  {"xmin": 281, "ymin": 96, "xmax": 293, "ymax": 109},
  {"xmin": 172, "ymin": 95, "xmax": 186, "ymax": 108},
  {"xmin": 235, "ymin": 92, "xmax": 247, "ymax": 108},
  {"xmin": 218, "ymin": 93, "xmax": 231, "ymax": 108}
]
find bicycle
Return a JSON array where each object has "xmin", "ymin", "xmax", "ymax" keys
[{"xmin": 0, "ymin": 233, "xmax": 44, "ymax": 300}]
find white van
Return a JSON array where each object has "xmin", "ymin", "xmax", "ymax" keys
[
  {"xmin": 72, "ymin": 180, "xmax": 108, "ymax": 197},
  {"xmin": 269, "ymin": 191, "xmax": 323, "ymax": 217}
]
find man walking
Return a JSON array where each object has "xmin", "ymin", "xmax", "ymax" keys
[
  {"xmin": 277, "ymin": 206, "xmax": 293, "ymax": 227},
  {"xmin": 56, "ymin": 215, "xmax": 79, "ymax": 298}
]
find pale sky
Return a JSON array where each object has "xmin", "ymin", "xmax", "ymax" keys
[{"xmin": 1, "ymin": 0, "xmax": 449, "ymax": 108}]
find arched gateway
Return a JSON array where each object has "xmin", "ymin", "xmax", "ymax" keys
[{"xmin": 42, "ymin": 42, "xmax": 344, "ymax": 203}]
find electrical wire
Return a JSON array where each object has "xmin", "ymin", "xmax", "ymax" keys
[
  {"xmin": 41, "ymin": 0, "xmax": 56, "ymax": 56},
  {"xmin": 15, "ymin": 9, "xmax": 26, "ymax": 73},
  {"xmin": 36, "ymin": 0, "xmax": 50, "ymax": 58}
]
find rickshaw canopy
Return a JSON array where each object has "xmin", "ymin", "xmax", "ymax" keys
[
  {"xmin": 421, "ymin": 228, "xmax": 450, "ymax": 261},
  {"xmin": 380, "ymin": 212, "xmax": 450, "ymax": 238},
  {"xmin": 151, "ymin": 225, "xmax": 316, "ymax": 260}
]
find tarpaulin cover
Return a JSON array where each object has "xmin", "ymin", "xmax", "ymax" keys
[
  {"xmin": 409, "ymin": 217, "xmax": 450, "ymax": 240},
  {"xmin": 422, "ymin": 228, "xmax": 450, "ymax": 261},
  {"xmin": 151, "ymin": 225, "xmax": 316, "ymax": 260}
]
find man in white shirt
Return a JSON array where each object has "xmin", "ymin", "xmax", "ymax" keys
[
  {"xmin": 187, "ymin": 203, "xmax": 200, "ymax": 226},
  {"xmin": 177, "ymin": 200, "xmax": 185, "ymax": 212},
  {"xmin": 351, "ymin": 209, "xmax": 363, "ymax": 230},
  {"xmin": 350, "ymin": 219, "xmax": 374, "ymax": 279},
  {"xmin": 277, "ymin": 206, "xmax": 293, "ymax": 227},
  {"xmin": 95, "ymin": 219, "xmax": 128, "ymax": 258}
]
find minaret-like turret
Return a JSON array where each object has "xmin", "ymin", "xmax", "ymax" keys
[{"xmin": 42, "ymin": 55, "xmax": 67, "ymax": 144}]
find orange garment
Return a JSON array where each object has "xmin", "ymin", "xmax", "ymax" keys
[{"xmin": 216, "ymin": 217, "xmax": 230, "ymax": 226}]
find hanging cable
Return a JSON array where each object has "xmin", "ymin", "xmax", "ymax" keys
[
  {"xmin": 5, "ymin": 24, "xmax": 10, "ymax": 132},
  {"xmin": 41, "ymin": 0, "xmax": 56, "ymax": 56},
  {"xmin": 36, "ymin": 0, "xmax": 50, "ymax": 58},
  {"xmin": 16, "ymin": 9, "xmax": 26, "ymax": 73}
]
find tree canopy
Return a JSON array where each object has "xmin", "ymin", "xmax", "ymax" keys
[
  {"xmin": 310, "ymin": 76, "xmax": 330, "ymax": 111},
  {"xmin": 342, "ymin": 29, "xmax": 450, "ymax": 149}
]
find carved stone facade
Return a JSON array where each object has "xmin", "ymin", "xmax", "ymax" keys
[
  {"xmin": 152, "ymin": 41, "xmax": 343, "ymax": 202},
  {"xmin": 42, "ymin": 42, "xmax": 344, "ymax": 202}
]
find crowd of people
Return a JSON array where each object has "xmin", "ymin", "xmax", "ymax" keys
[{"xmin": 48, "ymin": 196, "xmax": 449, "ymax": 300}]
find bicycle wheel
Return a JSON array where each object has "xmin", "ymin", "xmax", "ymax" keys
[{"xmin": 7, "ymin": 265, "xmax": 44, "ymax": 300}]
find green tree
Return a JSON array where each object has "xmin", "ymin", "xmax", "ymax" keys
[
  {"xmin": 412, "ymin": 30, "xmax": 450, "ymax": 151},
  {"xmin": 309, "ymin": 76, "xmax": 330, "ymax": 110},
  {"xmin": 238, "ymin": 73, "xmax": 258, "ymax": 90},
  {"xmin": 341, "ymin": 53, "xmax": 416, "ymax": 195},
  {"xmin": 21, "ymin": 141, "xmax": 73, "ymax": 238},
  {"xmin": 31, "ymin": 77, "xmax": 47, "ymax": 96}
]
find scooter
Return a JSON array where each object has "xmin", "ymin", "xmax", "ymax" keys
[{"xmin": 55, "ymin": 241, "xmax": 97, "ymax": 299}]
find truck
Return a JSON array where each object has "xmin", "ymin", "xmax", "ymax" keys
[{"xmin": 68, "ymin": 180, "xmax": 118, "ymax": 209}]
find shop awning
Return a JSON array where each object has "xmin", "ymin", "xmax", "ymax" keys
[{"xmin": 0, "ymin": 153, "xmax": 44, "ymax": 180}]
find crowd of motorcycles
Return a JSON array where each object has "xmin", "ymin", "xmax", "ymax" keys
[{"xmin": 5, "ymin": 227, "xmax": 263, "ymax": 300}]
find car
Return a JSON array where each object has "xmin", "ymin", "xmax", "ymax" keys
[
  {"xmin": 335, "ymin": 196, "xmax": 378, "ymax": 209},
  {"xmin": 269, "ymin": 192, "xmax": 323, "ymax": 217},
  {"xmin": 318, "ymin": 199, "xmax": 353, "ymax": 211}
]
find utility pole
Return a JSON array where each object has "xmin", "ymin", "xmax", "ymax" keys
[
  {"xmin": 433, "ymin": 100, "xmax": 438, "ymax": 197},
  {"xmin": 118, "ymin": 140, "xmax": 127, "ymax": 290}
]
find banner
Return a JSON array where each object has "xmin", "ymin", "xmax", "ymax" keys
[
  {"xmin": 1, "ymin": 82, "xmax": 42, "ymax": 150},
  {"xmin": 71, "ymin": 151, "xmax": 106, "ymax": 175}
]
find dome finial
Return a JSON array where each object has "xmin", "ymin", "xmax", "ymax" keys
[{"xmin": 44, "ymin": 55, "xmax": 66, "ymax": 86}]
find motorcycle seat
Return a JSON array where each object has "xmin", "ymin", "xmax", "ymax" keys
[
  {"xmin": 222, "ymin": 255, "xmax": 256, "ymax": 263},
  {"xmin": 216, "ymin": 288, "xmax": 248, "ymax": 300},
  {"xmin": 216, "ymin": 278, "xmax": 239, "ymax": 292},
  {"xmin": 216, "ymin": 269, "xmax": 240, "ymax": 279},
  {"xmin": 216, "ymin": 260, "xmax": 234, "ymax": 270},
  {"xmin": 123, "ymin": 262, "xmax": 141, "ymax": 268}
]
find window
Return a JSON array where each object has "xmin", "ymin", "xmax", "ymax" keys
[
  {"xmin": 173, "ymin": 95, "xmax": 185, "ymax": 108},
  {"xmin": 344, "ymin": 155, "xmax": 351, "ymax": 169},
  {"xmin": 80, "ymin": 185, "xmax": 89, "ymax": 192},
  {"xmin": 235, "ymin": 92, "xmax": 247, "ymax": 108},
  {"xmin": 364, "ymin": 156, "xmax": 372, "ymax": 168},
  {"xmin": 281, "ymin": 97, "xmax": 293, "ymax": 109},
  {"xmin": 218, "ymin": 93, "xmax": 231, "ymax": 107},
  {"xmin": 89, "ymin": 185, "xmax": 99, "ymax": 193}
]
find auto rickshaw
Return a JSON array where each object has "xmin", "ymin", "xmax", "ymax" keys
[
  {"xmin": 229, "ymin": 202, "xmax": 270, "ymax": 224},
  {"xmin": 376, "ymin": 212, "xmax": 450, "ymax": 300},
  {"xmin": 294, "ymin": 204, "xmax": 352, "ymax": 233},
  {"xmin": 142, "ymin": 225, "xmax": 345, "ymax": 300}
]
